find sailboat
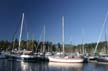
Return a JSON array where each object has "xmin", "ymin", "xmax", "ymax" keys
[
  {"xmin": 48, "ymin": 16, "xmax": 84, "ymax": 63},
  {"xmin": 81, "ymin": 29, "xmax": 96, "ymax": 62},
  {"xmin": 95, "ymin": 11, "xmax": 108, "ymax": 63},
  {"xmin": 6, "ymin": 13, "xmax": 38, "ymax": 62}
]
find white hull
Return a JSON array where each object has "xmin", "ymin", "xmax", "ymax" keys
[{"xmin": 48, "ymin": 56, "xmax": 84, "ymax": 63}]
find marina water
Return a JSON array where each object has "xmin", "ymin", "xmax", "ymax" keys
[{"xmin": 0, "ymin": 59, "xmax": 108, "ymax": 71}]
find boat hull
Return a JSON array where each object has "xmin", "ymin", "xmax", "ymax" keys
[
  {"xmin": 7, "ymin": 54, "xmax": 48, "ymax": 62},
  {"xmin": 48, "ymin": 56, "xmax": 84, "ymax": 63},
  {"xmin": 0, "ymin": 55, "xmax": 6, "ymax": 59},
  {"xmin": 96, "ymin": 57, "xmax": 108, "ymax": 62}
]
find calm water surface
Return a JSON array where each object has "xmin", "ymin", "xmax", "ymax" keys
[{"xmin": 0, "ymin": 59, "xmax": 108, "ymax": 71}]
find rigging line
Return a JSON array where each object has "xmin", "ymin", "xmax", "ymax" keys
[{"xmin": 11, "ymin": 15, "xmax": 21, "ymax": 49}]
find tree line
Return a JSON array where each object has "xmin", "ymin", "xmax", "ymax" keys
[{"xmin": 0, "ymin": 39, "xmax": 108, "ymax": 54}]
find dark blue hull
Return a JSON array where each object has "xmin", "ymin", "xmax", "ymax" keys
[
  {"xmin": 96, "ymin": 57, "xmax": 108, "ymax": 62},
  {"xmin": 7, "ymin": 54, "xmax": 49, "ymax": 62}
]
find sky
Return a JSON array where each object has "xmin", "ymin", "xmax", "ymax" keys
[{"xmin": 0, "ymin": 0, "xmax": 108, "ymax": 45}]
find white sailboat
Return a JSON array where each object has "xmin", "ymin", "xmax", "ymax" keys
[
  {"xmin": 7, "ymin": 13, "xmax": 38, "ymax": 62},
  {"xmin": 95, "ymin": 11, "xmax": 108, "ymax": 63},
  {"xmin": 48, "ymin": 16, "xmax": 84, "ymax": 63}
]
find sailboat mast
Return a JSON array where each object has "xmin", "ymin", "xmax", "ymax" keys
[
  {"xmin": 32, "ymin": 33, "xmax": 34, "ymax": 52},
  {"xmin": 62, "ymin": 16, "xmax": 64, "ymax": 53},
  {"xmin": 27, "ymin": 32, "xmax": 29, "ymax": 50},
  {"xmin": 82, "ymin": 29, "xmax": 85, "ymax": 54},
  {"xmin": 94, "ymin": 11, "xmax": 108, "ymax": 53},
  {"xmin": 43, "ymin": 25, "xmax": 46, "ymax": 53},
  {"xmin": 18, "ymin": 13, "xmax": 24, "ymax": 51},
  {"xmin": 105, "ymin": 20, "xmax": 107, "ymax": 53},
  {"xmin": 44, "ymin": 25, "xmax": 45, "ymax": 46}
]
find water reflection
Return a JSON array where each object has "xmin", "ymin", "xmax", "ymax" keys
[
  {"xmin": 93, "ymin": 63, "xmax": 108, "ymax": 71},
  {"xmin": 48, "ymin": 62, "xmax": 83, "ymax": 68},
  {"xmin": 21, "ymin": 61, "xmax": 29, "ymax": 71},
  {"xmin": 1, "ymin": 59, "xmax": 108, "ymax": 71},
  {"xmin": 48, "ymin": 62, "xmax": 83, "ymax": 71}
]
